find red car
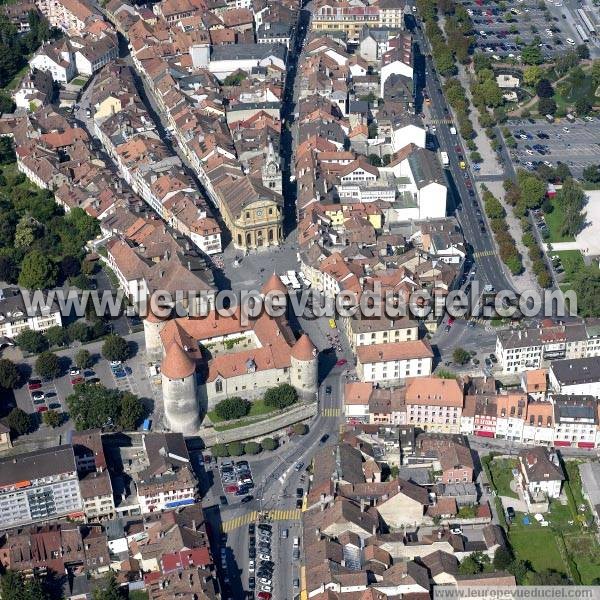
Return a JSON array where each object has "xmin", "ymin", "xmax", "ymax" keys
[
  {"xmin": 28, "ymin": 379, "xmax": 42, "ymax": 390},
  {"xmin": 448, "ymin": 317, "xmax": 455, "ymax": 325},
  {"xmin": 71, "ymin": 376, "xmax": 84, "ymax": 385},
  {"xmin": 258, "ymin": 594, "xmax": 272, "ymax": 600},
  {"xmin": 224, "ymin": 484, "xmax": 238, "ymax": 494},
  {"xmin": 336, "ymin": 359, "xmax": 347, "ymax": 366},
  {"xmin": 36, "ymin": 406, "xmax": 48, "ymax": 413}
]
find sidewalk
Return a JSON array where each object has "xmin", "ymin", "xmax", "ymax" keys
[{"xmin": 482, "ymin": 179, "xmax": 541, "ymax": 295}]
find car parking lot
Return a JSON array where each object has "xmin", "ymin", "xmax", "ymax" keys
[
  {"xmin": 219, "ymin": 460, "xmax": 255, "ymax": 503},
  {"xmin": 462, "ymin": 0, "xmax": 579, "ymax": 62},
  {"xmin": 505, "ymin": 117, "xmax": 600, "ymax": 177}
]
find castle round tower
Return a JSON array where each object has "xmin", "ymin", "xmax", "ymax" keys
[
  {"xmin": 290, "ymin": 333, "xmax": 318, "ymax": 400},
  {"xmin": 161, "ymin": 341, "xmax": 200, "ymax": 434},
  {"xmin": 143, "ymin": 309, "xmax": 168, "ymax": 363},
  {"xmin": 261, "ymin": 272, "xmax": 289, "ymax": 318}
]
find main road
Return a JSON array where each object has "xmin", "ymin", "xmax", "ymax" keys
[{"xmin": 412, "ymin": 27, "xmax": 516, "ymax": 296}]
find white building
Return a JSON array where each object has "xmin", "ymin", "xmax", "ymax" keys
[
  {"xmin": 518, "ymin": 447, "xmax": 564, "ymax": 500},
  {"xmin": 549, "ymin": 356, "xmax": 600, "ymax": 398},
  {"xmin": 552, "ymin": 395, "xmax": 598, "ymax": 449},
  {"xmin": 208, "ymin": 43, "xmax": 286, "ymax": 81},
  {"xmin": 356, "ymin": 340, "xmax": 433, "ymax": 383},
  {"xmin": 0, "ymin": 287, "xmax": 62, "ymax": 339},
  {"xmin": 29, "ymin": 40, "xmax": 76, "ymax": 83}
]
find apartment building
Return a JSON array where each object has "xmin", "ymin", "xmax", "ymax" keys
[
  {"xmin": 342, "ymin": 314, "xmax": 419, "ymax": 353},
  {"xmin": 404, "ymin": 376, "xmax": 464, "ymax": 434},
  {"xmin": 549, "ymin": 356, "xmax": 600, "ymax": 397},
  {"xmin": 0, "ymin": 287, "xmax": 62, "ymax": 339},
  {"xmin": 496, "ymin": 319, "xmax": 600, "ymax": 374},
  {"xmin": 356, "ymin": 340, "xmax": 433, "ymax": 383},
  {"xmin": 0, "ymin": 446, "xmax": 83, "ymax": 529}
]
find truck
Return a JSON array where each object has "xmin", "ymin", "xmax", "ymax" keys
[
  {"xmin": 440, "ymin": 151, "xmax": 449, "ymax": 167},
  {"xmin": 449, "ymin": 126, "xmax": 457, "ymax": 135}
]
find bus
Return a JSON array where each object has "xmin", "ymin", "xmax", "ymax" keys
[
  {"xmin": 440, "ymin": 151, "xmax": 449, "ymax": 167},
  {"xmin": 575, "ymin": 23, "xmax": 590, "ymax": 43},
  {"xmin": 577, "ymin": 8, "xmax": 596, "ymax": 35}
]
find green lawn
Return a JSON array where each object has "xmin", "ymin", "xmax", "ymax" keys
[
  {"xmin": 544, "ymin": 199, "xmax": 575, "ymax": 242},
  {"xmin": 207, "ymin": 399, "xmax": 276, "ymax": 424},
  {"xmin": 488, "ymin": 458, "xmax": 519, "ymax": 498},
  {"xmin": 552, "ymin": 250, "xmax": 587, "ymax": 292},
  {"xmin": 128, "ymin": 591, "xmax": 149, "ymax": 600},
  {"xmin": 509, "ymin": 524, "xmax": 567, "ymax": 574}
]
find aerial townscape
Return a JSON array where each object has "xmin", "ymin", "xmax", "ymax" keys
[{"xmin": 3, "ymin": 0, "xmax": 600, "ymax": 597}]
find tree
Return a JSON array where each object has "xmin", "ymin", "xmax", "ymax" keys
[
  {"xmin": 576, "ymin": 43, "xmax": 590, "ymax": 59},
  {"xmin": 6, "ymin": 407, "xmax": 31, "ymax": 436},
  {"xmin": 572, "ymin": 266, "xmax": 600, "ymax": 317},
  {"xmin": 293, "ymin": 423, "xmax": 308, "ymax": 435},
  {"xmin": 227, "ymin": 441, "xmax": 244, "ymax": 457},
  {"xmin": 66, "ymin": 383, "xmax": 143, "ymax": 431},
  {"xmin": 555, "ymin": 162, "xmax": 572, "ymax": 182},
  {"xmin": 0, "ymin": 358, "xmax": 19, "ymax": 389},
  {"xmin": 537, "ymin": 97, "xmax": 556, "ymax": 115},
  {"xmin": 508, "ymin": 559, "xmax": 532, "ymax": 584},
  {"xmin": 67, "ymin": 320, "xmax": 91, "ymax": 343},
  {"xmin": 118, "ymin": 392, "xmax": 145, "ymax": 430},
  {"xmin": 212, "ymin": 443, "xmax": 229, "ymax": 457},
  {"xmin": 14, "ymin": 217, "xmax": 36, "ymax": 249},
  {"xmin": 583, "ymin": 164, "xmax": 600, "ymax": 183},
  {"xmin": 523, "ymin": 65, "xmax": 543, "ymax": 86},
  {"xmin": 74, "ymin": 348, "xmax": 92, "ymax": 369},
  {"xmin": 435, "ymin": 47, "xmax": 457, "ymax": 76},
  {"xmin": 35, "ymin": 351, "xmax": 61, "ymax": 379},
  {"xmin": 367, "ymin": 154, "xmax": 382, "ymax": 166},
  {"xmin": 45, "ymin": 325, "xmax": 68, "ymax": 347},
  {"xmin": 15, "ymin": 329, "xmax": 47, "ymax": 354},
  {"xmin": 101, "ymin": 334, "xmax": 130, "ymax": 362},
  {"xmin": 517, "ymin": 172, "xmax": 547, "ymax": 209},
  {"xmin": 0, "ymin": 569, "xmax": 51, "ymax": 600},
  {"xmin": 367, "ymin": 123, "xmax": 378, "ymax": 139},
  {"xmin": 493, "ymin": 547, "xmax": 514, "ymax": 571},
  {"xmin": 459, "ymin": 555, "xmax": 483, "ymax": 575},
  {"xmin": 92, "ymin": 573, "xmax": 123, "ymax": 600},
  {"xmin": 42, "ymin": 409, "xmax": 61, "ymax": 428},
  {"xmin": 522, "ymin": 44, "xmax": 543, "ymax": 65},
  {"xmin": 535, "ymin": 78, "xmax": 554, "ymax": 98},
  {"xmin": 575, "ymin": 97, "xmax": 592, "ymax": 116},
  {"xmin": 0, "ymin": 138, "xmax": 15, "ymax": 165},
  {"xmin": 526, "ymin": 570, "xmax": 570, "ymax": 585},
  {"xmin": 214, "ymin": 396, "xmax": 249, "ymax": 421},
  {"xmin": 261, "ymin": 437, "xmax": 278, "ymax": 451},
  {"xmin": 0, "ymin": 255, "xmax": 18, "ymax": 283},
  {"xmin": 264, "ymin": 384, "xmax": 298, "ymax": 410},
  {"xmin": 452, "ymin": 347, "xmax": 471, "ymax": 365},
  {"xmin": 18, "ymin": 250, "xmax": 57, "ymax": 290},
  {"xmin": 244, "ymin": 441, "xmax": 261, "ymax": 455}
]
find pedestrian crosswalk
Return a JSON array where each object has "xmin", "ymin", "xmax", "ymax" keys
[
  {"xmin": 221, "ymin": 511, "xmax": 259, "ymax": 532},
  {"xmin": 321, "ymin": 407, "xmax": 341, "ymax": 417},
  {"xmin": 220, "ymin": 509, "xmax": 302, "ymax": 532},
  {"xmin": 474, "ymin": 250, "xmax": 496, "ymax": 258},
  {"xmin": 430, "ymin": 118, "xmax": 454, "ymax": 125}
]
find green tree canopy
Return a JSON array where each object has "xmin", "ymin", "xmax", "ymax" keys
[
  {"xmin": 45, "ymin": 325, "xmax": 68, "ymax": 347},
  {"xmin": 15, "ymin": 329, "xmax": 47, "ymax": 354},
  {"xmin": 42, "ymin": 409, "xmax": 61, "ymax": 428},
  {"xmin": 92, "ymin": 573, "xmax": 123, "ymax": 600},
  {"xmin": 101, "ymin": 334, "xmax": 130, "ymax": 362},
  {"xmin": 18, "ymin": 250, "xmax": 57, "ymax": 290},
  {"xmin": 212, "ymin": 443, "xmax": 229, "ymax": 457},
  {"xmin": 74, "ymin": 348, "xmax": 93, "ymax": 369},
  {"xmin": 0, "ymin": 358, "xmax": 19, "ymax": 389},
  {"xmin": 261, "ymin": 437, "xmax": 278, "ymax": 451},
  {"xmin": 227, "ymin": 441, "xmax": 244, "ymax": 456},
  {"xmin": 67, "ymin": 320, "xmax": 91, "ymax": 343},
  {"xmin": 264, "ymin": 384, "xmax": 298, "ymax": 410},
  {"xmin": 35, "ymin": 351, "xmax": 61, "ymax": 379},
  {"xmin": 293, "ymin": 422, "xmax": 308, "ymax": 435},
  {"xmin": 66, "ymin": 383, "xmax": 144, "ymax": 431},
  {"xmin": 214, "ymin": 396, "xmax": 249, "ymax": 421},
  {"xmin": 6, "ymin": 407, "xmax": 31, "ymax": 436},
  {"xmin": 452, "ymin": 347, "xmax": 471, "ymax": 365},
  {"xmin": 572, "ymin": 265, "xmax": 600, "ymax": 317},
  {"xmin": 244, "ymin": 441, "xmax": 261, "ymax": 455}
]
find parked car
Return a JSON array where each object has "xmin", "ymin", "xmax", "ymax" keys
[
  {"xmin": 32, "ymin": 391, "xmax": 45, "ymax": 400},
  {"xmin": 219, "ymin": 495, "xmax": 228, "ymax": 506},
  {"xmin": 28, "ymin": 379, "xmax": 42, "ymax": 390},
  {"xmin": 320, "ymin": 434, "xmax": 329, "ymax": 444},
  {"xmin": 36, "ymin": 406, "xmax": 48, "ymax": 413},
  {"xmin": 241, "ymin": 495, "xmax": 253, "ymax": 503}
]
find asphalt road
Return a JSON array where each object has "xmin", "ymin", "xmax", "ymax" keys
[{"xmin": 414, "ymin": 32, "xmax": 516, "ymax": 296}]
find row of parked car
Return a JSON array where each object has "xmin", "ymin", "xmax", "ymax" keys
[{"xmin": 248, "ymin": 522, "xmax": 275, "ymax": 599}]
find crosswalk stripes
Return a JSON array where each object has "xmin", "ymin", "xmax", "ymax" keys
[
  {"xmin": 221, "ymin": 511, "xmax": 258, "ymax": 532},
  {"xmin": 267, "ymin": 508, "xmax": 302, "ymax": 521},
  {"xmin": 474, "ymin": 250, "xmax": 496, "ymax": 258},
  {"xmin": 468, "ymin": 317, "xmax": 488, "ymax": 326},
  {"xmin": 430, "ymin": 118, "xmax": 454, "ymax": 125},
  {"xmin": 321, "ymin": 407, "xmax": 341, "ymax": 417},
  {"xmin": 220, "ymin": 509, "xmax": 302, "ymax": 532}
]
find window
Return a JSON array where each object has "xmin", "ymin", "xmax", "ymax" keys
[{"xmin": 215, "ymin": 380, "xmax": 223, "ymax": 393}]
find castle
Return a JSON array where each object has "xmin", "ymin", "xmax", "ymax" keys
[{"xmin": 143, "ymin": 274, "xmax": 319, "ymax": 434}]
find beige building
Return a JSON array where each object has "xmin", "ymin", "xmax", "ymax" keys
[
  {"xmin": 342, "ymin": 314, "xmax": 419, "ymax": 352},
  {"xmin": 79, "ymin": 471, "xmax": 115, "ymax": 520}
]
